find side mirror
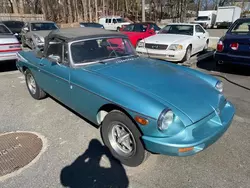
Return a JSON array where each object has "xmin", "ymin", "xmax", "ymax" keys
[
  {"xmin": 194, "ymin": 18, "xmax": 197, "ymax": 21},
  {"xmin": 48, "ymin": 54, "xmax": 61, "ymax": 65},
  {"xmin": 14, "ymin": 33, "xmax": 18, "ymax": 36}
]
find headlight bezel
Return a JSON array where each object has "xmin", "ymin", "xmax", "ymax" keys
[
  {"xmin": 33, "ymin": 34, "xmax": 43, "ymax": 43},
  {"xmin": 137, "ymin": 41, "xmax": 145, "ymax": 48},
  {"xmin": 168, "ymin": 44, "xmax": 183, "ymax": 51},
  {"xmin": 158, "ymin": 109, "xmax": 174, "ymax": 131},
  {"xmin": 215, "ymin": 81, "xmax": 223, "ymax": 92}
]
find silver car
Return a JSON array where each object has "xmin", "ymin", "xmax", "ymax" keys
[
  {"xmin": 20, "ymin": 21, "xmax": 58, "ymax": 50},
  {"xmin": 0, "ymin": 23, "xmax": 21, "ymax": 62}
]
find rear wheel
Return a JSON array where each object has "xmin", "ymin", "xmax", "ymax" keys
[
  {"xmin": 203, "ymin": 40, "xmax": 209, "ymax": 52},
  {"xmin": 101, "ymin": 110, "xmax": 149, "ymax": 167},
  {"xmin": 25, "ymin": 69, "xmax": 47, "ymax": 100},
  {"xmin": 117, "ymin": 27, "xmax": 120, "ymax": 32}
]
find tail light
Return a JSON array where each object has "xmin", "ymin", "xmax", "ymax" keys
[
  {"xmin": 0, "ymin": 43, "xmax": 21, "ymax": 52},
  {"xmin": 217, "ymin": 41, "xmax": 224, "ymax": 52},
  {"xmin": 230, "ymin": 42, "xmax": 239, "ymax": 50}
]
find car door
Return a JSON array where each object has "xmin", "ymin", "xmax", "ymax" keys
[
  {"xmin": 37, "ymin": 40, "xmax": 71, "ymax": 105},
  {"xmin": 194, "ymin": 25, "xmax": 207, "ymax": 52}
]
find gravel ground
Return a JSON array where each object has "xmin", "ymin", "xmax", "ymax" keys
[{"xmin": 0, "ymin": 60, "xmax": 250, "ymax": 188}]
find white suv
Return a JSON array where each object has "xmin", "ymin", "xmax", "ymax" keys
[{"xmin": 99, "ymin": 16, "xmax": 131, "ymax": 31}]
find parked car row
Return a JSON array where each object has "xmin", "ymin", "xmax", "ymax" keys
[{"xmin": 1, "ymin": 16, "xmax": 249, "ymax": 67}]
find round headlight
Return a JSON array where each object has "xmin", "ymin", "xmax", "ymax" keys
[
  {"xmin": 215, "ymin": 81, "xmax": 223, "ymax": 92},
  {"xmin": 158, "ymin": 110, "xmax": 174, "ymax": 131}
]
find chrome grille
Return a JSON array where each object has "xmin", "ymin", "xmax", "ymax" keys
[{"xmin": 145, "ymin": 43, "xmax": 168, "ymax": 50}]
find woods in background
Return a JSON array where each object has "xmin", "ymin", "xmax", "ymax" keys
[{"xmin": 0, "ymin": 0, "xmax": 242, "ymax": 23}]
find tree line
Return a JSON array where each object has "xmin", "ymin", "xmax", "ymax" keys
[{"xmin": 0, "ymin": 0, "xmax": 236, "ymax": 23}]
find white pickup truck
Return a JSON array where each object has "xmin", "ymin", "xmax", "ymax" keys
[{"xmin": 215, "ymin": 6, "xmax": 242, "ymax": 28}]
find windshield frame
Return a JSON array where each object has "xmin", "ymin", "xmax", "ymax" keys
[
  {"xmin": 0, "ymin": 24, "xmax": 13, "ymax": 34},
  {"xmin": 31, "ymin": 22, "xmax": 58, "ymax": 31},
  {"xmin": 159, "ymin": 24, "xmax": 194, "ymax": 36},
  {"xmin": 68, "ymin": 36, "xmax": 137, "ymax": 66}
]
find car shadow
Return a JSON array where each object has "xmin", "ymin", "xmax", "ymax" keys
[
  {"xmin": 60, "ymin": 139, "xmax": 129, "ymax": 188},
  {"xmin": 0, "ymin": 60, "xmax": 17, "ymax": 72},
  {"xmin": 197, "ymin": 58, "xmax": 250, "ymax": 77}
]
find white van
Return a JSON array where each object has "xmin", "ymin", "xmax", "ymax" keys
[{"xmin": 99, "ymin": 16, "xmax": 131, "ymax": 31}]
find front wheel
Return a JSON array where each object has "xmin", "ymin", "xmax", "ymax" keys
[
  {"xmin": 101, "ymin": 110, "xmax": 149, "ymax": 167},
  {"xmin": 116, "ymin": 27, "xmax": 120, "ymax": 32},
  {"xmin": 25, "ymin": 69, "xmax": 47, "ymax": 100}
]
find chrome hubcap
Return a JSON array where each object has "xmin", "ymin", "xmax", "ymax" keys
[
  {"xmin": 108, "ymin": 123, "xmax": 136, "ymax": 157},
  {"xmin": 27, "ymin": 74, "xmax": 36, "ymax": 94}
]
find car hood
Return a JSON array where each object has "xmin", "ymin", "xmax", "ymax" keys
[
  {"xmin": 31, "ymin": 30, "xmax": 52, "ymax": 38},
  {"xmin": 144, "ymin": 34, "xmax": 192, "ymax": 44},
  {"xmin": 88, "ymin": 58, "xmax": 223, "ymax": 125}
]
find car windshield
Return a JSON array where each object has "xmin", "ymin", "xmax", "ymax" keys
[
  {"xmin": 123, "ymin": 24, "xmax": 148, "ymax": 32},
  {"xmin": 229, "ymin": 20, "xmax": 250, "ymax": 35},
  {"xmin": 149, "ymin": 23, "xmax": 161, "ymax": 31},
  {"xmin": 0, "ymin": 25, "xmax": 12, "ymax": 34},
  {"xmin": 31, "ymin": 23, "xmax": 58, "ymax": 31},
  {"xmin": 196, "ymin": 16, "xmax": 209, "ymax": 21},
  {"xmin": 116, "ymin": 18, "xmax": 125, "ymax": 23},
  {"xmin": 3, "ymin": 21, "xmax": 24, "ymax": 29},
  {"xmin": 159, "ymin": 25, "xmax": 193, "ymax": 36},
  {"xmin": 71, "ymin": 37, "xmax": 136, "ymax": 64}
]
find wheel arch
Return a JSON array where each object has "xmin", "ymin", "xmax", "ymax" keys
[{"xmin": 96, "ymin": 103, "xmax": 137, "ymax": 126}]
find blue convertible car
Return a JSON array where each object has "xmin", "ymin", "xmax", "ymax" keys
[
  {"xmin": 214, "ymin": 18, "xmax": 250, "ymax": 67},
  {"xmin": 16, "ymin": 28, "xmax": 235, "ymax": 166}
]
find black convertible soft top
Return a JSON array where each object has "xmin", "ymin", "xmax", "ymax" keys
[{"xmin": 46, "ymin": 27, "xmax": 127, "ymax": 42}]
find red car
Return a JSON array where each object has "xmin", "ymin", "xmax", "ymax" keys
[{"xmin": 120, "ymin": 22, "xmax": 161, "ymax": 47}]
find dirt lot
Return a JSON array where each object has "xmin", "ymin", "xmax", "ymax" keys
[{"xmin": 0, "ymin": 60, "xmax": 250, "ymax": 188}]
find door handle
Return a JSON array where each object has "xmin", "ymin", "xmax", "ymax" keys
[{"xmin": 39, "ymin": 63, "xmax": 45, "ymax": 66}]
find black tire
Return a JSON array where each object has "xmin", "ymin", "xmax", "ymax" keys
[
  {"xmin": 101, "ymin": 110, "xmax": 149, "ymax": 167},
  {"xmin": 203, "ymin": 40, "xmax": 209, "ymax": 52},
  {"xmin": 25, "ymin": 69, "xmax": 47, "ymax": 100},
  {"xmin": 182, "ymin": 45, "xmax": 192, "ymax": 62},
  {"xmin": 116, "ymin": 27, "xmax": 120, "ymax": 32}
]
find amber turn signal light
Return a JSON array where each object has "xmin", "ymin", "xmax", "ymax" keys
[
  {"xmin": 135, "ymin": 116, "xmax": 149, "ymax": 125},
  {"xmin": 179, "ymin": 147, "xmax": 194, "ymax": 153}
]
